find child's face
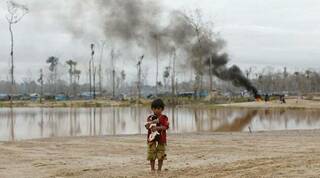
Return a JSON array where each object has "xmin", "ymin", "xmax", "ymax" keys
[{"xmin": 152, "ymin": 107, "xmax": 163, "ymax": 116}]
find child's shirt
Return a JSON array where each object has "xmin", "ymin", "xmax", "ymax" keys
[{"xmin": 146, "ymin": 114, "xmax": 169, "ymax": 144}]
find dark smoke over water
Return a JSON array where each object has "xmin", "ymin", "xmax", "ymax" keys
[{"xmin": 67, "ymin": 0, "xmax": 258, "ymax": 96}]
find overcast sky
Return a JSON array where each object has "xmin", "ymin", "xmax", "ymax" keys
[{"xmin": 1, "ymin": 0, "xmax": 320, "ymax": 84}]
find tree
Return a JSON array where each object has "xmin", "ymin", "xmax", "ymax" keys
[
  {"xmin": 74, "ymin": 70, "xmax": 81, "ymax": 84},
  {"xmin": 6, "ymin": 1, "xmax": 28, "ymax": 104},
  {"xmin": 110, "ymin": 49, "xmax": 121, "ymax": 98},
  {"xmin": 46, "ymin": 56, "xmax": 59, "ymax": 95},
  {"xmin": 111, "ymin": 49, "xmax": 115, "ymax": 98},
  {"xmin": 163, "ymin": 66, "xmax": 170, "ymax": 89},
  {"xmin": 90, "ymin": 44, "xmax": 95, "ymax": 99},
  {"xmin": 37, "ymin": 69, "xmax": 44, "ymax": 103},
  {"xmin": 120, "ymin": 70, "xmax": 126, "ymax": 90},
  {"xmin": 73, "ymin": 69, "xmax": 81, "ymax": 96},
  {"xmin": 171, "ymin": 48, "xmax": 177, "ymax": 98},
  {"xmin": 98, "ymin": 41, "xmax": 106, "ymax": 97},
  {"xmin": 66, "ymin": 60, "xmax": 77, "ymax": 95},
  {"xmin": 182, "ymin": 10, "xmax": 206, "ymax": 97},
  {"xmin": 137, "ymin": 55, "xmax": 144, "ymax": 101},
  {"xmin": 152, "ymin": 34, "xmax": 161, "ymax": 96}
]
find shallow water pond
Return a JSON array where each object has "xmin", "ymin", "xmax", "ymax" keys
[{"xmin": 0, "ymin": 107, "xmax": 320, "ymax": 141}]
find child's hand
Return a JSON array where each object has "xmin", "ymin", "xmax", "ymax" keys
[
  {"xmin": 145, "ymin": 122, "xmax": 151, "ymax": 130},
  {"xmin": 151, "ymin": 126, "xmax": 157, "ymax": 132}
]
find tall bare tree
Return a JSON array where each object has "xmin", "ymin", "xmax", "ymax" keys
[
  {"xmin": 182, "ymin": 10, "xmax": 205, "ymax": 97},
  {"xmin": 171, "ymin": 48, "xmax": 177, "ymax": 98},
  {"xmin": 110, "ymin": 49, "xmax": 122, "ymax": 98},
  {"xmin": 137, "ymin": 55, "xmax": 144, "ymax": 101},
  {"xmin": 99, "ymin": 41, "xmax": 106, "ymax": 97},
  {"xmin": 110, "ymin": 49, "xmax": 115, "ymax": 98},
  {"xmin": 152, "ymin": 33, "xmax": 161, "ymax": 96},
  {"xmin": 37, "ymin": 69, "xmax": 44, "ymax": 103},
  {"xmin": 120, "ymin": 70, "xmax": 126, "ymax": 91},
  {"xmin": 6, "ymin": 1, "xmax": 28, "ymax": 104},
  {"xmin": 90, "ymin": 44, "xmax": 95, "ymax": 99},
  {"xmin": 74, "ymin": 69, "xmax": 81, "ymax": 96}
]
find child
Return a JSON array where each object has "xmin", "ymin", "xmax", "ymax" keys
[{"xmin": 145, "ymin": 99, "xmax": 169, "ymax": 172}]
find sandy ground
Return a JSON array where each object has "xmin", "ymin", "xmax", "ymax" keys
[{"xmin": 1, "ymin": 130, "xmax": 320, "ymax": 178}]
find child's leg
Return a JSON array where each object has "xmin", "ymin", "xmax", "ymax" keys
[
  {"xmin": 150, "ymin": 160, "xmax": 156, "ymax": 171},
  {"xmin": 158, "ymin": 160, "xmax": 163, "ymax": 171},
  {"xmin": 156, "ymin": 143, "xmax": 166, "ymax": 171},
  {"xmin": 147, "ymin": 142, "xmax": 157, "ymax": 171}
]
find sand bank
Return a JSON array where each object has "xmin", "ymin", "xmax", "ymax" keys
[{"xmin": 1, "ymin": 130, "xmax": 320, "ymax": 177}]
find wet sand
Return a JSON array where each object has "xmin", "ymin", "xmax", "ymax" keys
[{"xmin": 1, "ymin": 130, "xmax": 320, "ymax": 178}]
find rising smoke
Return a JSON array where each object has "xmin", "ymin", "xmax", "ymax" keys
[
  {"xmin": 66, "ymin": 0, "xmax": 258, "ymax": 96},
  {"xmin": 205, "ymin": 54, "xmax": 259, "ymax": 97}
]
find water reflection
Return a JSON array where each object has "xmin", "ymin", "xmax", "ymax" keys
[
  {"xmin": 215, "ymin": 110, "xmax": 258, "ymax": 132},
  {"xmin": 1, "ymin": 107, "xmax": 320, "ymax": 141}
]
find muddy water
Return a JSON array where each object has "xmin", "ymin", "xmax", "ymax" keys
[{"xmin": 0, "ymin": 107, "xmax": 320, "ymax": 141}]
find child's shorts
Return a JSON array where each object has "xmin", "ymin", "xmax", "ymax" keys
[{"xmin": 147, "ymin": 142, "xmax": 167, "ymax": 161}]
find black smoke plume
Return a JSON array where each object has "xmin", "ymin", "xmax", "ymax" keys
[
  {"xmin": 65, "ymin": 0, "xmax": 258, "ymax": 96},
  {"xmin": 205, "ymin": 54, "xmax": 259, "ymax": 97}
]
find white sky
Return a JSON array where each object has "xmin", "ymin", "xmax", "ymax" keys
[{"xmin": 0, "ymin": 0, "xmax": 320, "ymax": 84}]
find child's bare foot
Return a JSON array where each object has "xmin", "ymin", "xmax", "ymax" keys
[{"xmin": 150, "ymin": 169, "xmax": 156, "ymax": 175}]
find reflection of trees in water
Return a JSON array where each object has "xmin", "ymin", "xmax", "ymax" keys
[
  {"xmin": 68, "ymin": 108, "xmax": 81, "ymax": 136},
  {"xmin": 190, "ymin": 108, "xmax": 249, "ymax": 132},
  {"xmin": 39, "ymin": 108, "xmax": 44, "ymax": 137},
  {"xmin": 116, "ymin": 108, "xmax": 120, "ymax": 125},
  {"xmin": 86, "ymin": 108, "xmax": 91, "ymax": 136},
  {"xmin": 69, "ymin": 108, "xmax": 73, "ymax": 136},
  {"xmin": 75, "ymin": 108, "xmax": 81, "ymax": 135},
  {"xmin": 207, "ymin": 109, "xmax": 218, "ymax": 131},
  {"xmin": 47, "ymin": 108, "xmax": 57, "ymax": 137},
  {"xmin": 171, "ymin": 105, "xmax": 176, "ymax": 131},
  {"xmin": 9, "ymin": 107, "xmax": 15, "ymax": 141},
  {"xmin": 133, "ymin": 105, "xmax": 142, "ymax": 134},
  {"xmin": 258, "ymin": 109, "xmax": 320, "ymax": 128},
  {"xmin": 214, "ymin": 110, "xmax": 258, "ymax": 132},
  {"xmin": 113, "ymin": 107, "xmax": 116, "ymax": 135},
  {"xmin": 99, "ymin": 107, "xmax": 103, "ymax": 135},
  {"xmin": 120, "ymin": 108, "xmax": 127, "ymax": 132},
  {"xmin": 105, "ymin": 108, "xmax": 112, "ymax": 135},
  {"xmin": 3, "ymin": 107, "xmax": 320, "ymax": 141},
  {"xmin": 93, "ymin": 107, "xmax": 97, "ymax": 136},
  {"xmin": 193, "ymin": 108, "xmax": 204, "ymax": 132}
]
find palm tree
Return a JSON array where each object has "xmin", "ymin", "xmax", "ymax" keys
[
  {"xmin": 163, "ymin": 66, "xmax": 170, "ymax": 89},
  {"xmin": 47, "ymin": 56, "xmax": 59, "ymax": 72},
  {"xmin": 74, "ymin": 69, "xmax": 81, "ymax": 84},
  {"xmin": 66, "ymin": 60, "xmax": 77, "ymax": 84},
  {"xmin": 46, "ymin": 56, "xmax": 59, "ymax": 95}
]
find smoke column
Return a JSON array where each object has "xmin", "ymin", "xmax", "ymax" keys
[{"xmin": 65, "ymin": 0, "xmax": 258, "ymax": 96}]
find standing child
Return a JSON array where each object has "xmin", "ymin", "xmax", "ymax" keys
[{"xmin": 145, "ymin": 99, "xmax": 169, "ymax": 172}]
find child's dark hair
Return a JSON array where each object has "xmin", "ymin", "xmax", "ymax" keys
[{"xmin": 151, "ymin": 98, "xmax": 165, "ymax": 109}]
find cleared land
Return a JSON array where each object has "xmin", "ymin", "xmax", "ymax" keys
[{"xmin": 1, "ymin": 130, "xmax": 320, "ymax": 178}]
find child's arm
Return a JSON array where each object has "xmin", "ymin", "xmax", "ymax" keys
[
  {"xmin": 145, "ymin": 116, "xmax": 158, "ymax": 130},
  {"xmin": 145, "ymin": 116, "xmax": 151, "ymax": 130},
  {"xmin": 154, "ymin": 115, "xmax": 169, "ymax": 131}
]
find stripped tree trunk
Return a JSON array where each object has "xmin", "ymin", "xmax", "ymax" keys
[{"xmin": 9, "ymin": 22, "xmax": 14, "ymax": 105}]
